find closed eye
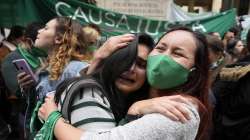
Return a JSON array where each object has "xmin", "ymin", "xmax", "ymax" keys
[
  {"xmin": 136, "ymin": 57, "xmax": 147, "ymax": 69},
  {"xmin": 173, "ymin": 51, "xmax": 185, "ymax": 57},
  {"xmin": 155, "ymin": 46, "xmax": 166, "ymax": 52}
]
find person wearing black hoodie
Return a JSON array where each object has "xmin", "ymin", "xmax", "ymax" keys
[{"xmin": 212, "ymin": 29, "xmax": 250, "ymax": 140}]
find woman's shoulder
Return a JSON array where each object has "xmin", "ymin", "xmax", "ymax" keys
[
  {"xmin": 81, "ymin": 103, "xmax": 200, "ymax": 140},
  {"xmin": 67, "ymin": 60, "xmax": 89, "ymax": 69},
  {"xmin": 145, "ymin": 102, "xmax": 199, "ymax": 124},
  {"xmin": 137, "ymin": 103, "xmax": 200, "ymax": 139},
  {"xmin": 62, "ymin": 60, "xmax": 89, "ymax": 78}
]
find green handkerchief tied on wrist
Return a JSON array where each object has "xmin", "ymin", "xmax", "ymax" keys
[{"xmin": 34, "ymin": 111, "xmax": 62, "ymax": 140}]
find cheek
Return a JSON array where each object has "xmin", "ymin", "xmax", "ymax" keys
[
  {"xmin": 41, "ymin": 34, "xmax": 55, "ymax": 46},
  {"xmin": 149, "ymin": 49, "xmax": 160, "ymax": 56},
  {"xmin": 174, "ymin": 58, "xmax": 194, "ymax": 69},
  {"xmin": 239, "ymin": 47, "xmax": 244, "ymax": 52},
  {"xmin": 135, "ymin": 69, "xmax": 146, "ymax": 86},
  {"xmin": 234, "ymin": 47, "xmax": 241, "ymax": 53}
]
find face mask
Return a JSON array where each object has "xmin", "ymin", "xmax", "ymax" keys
[{"xmin": 147, "ymin": 54, "xmax": 191, "ymax": 89}]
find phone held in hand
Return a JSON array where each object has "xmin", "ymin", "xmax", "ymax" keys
[{"xmin": 12, "ymin": 59, "xmax": 38, "ymax": 82}]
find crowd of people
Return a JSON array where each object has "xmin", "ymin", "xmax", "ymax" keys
[{"xmin": 0, "ymin": 16, "xmax": 250, "ymax": 140}]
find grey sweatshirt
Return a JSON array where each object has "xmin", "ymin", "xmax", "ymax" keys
[{"xmin": 80, "ymin": 103, "xmax": 200, "ymax": 140}]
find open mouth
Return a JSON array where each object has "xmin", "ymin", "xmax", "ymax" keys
[{"xmin": 119, "ymin": 75, "xmax": 135, "ymax": 84}]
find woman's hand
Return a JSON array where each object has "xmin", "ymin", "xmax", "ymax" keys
[
  {"xmin": 87, "ymin": 34, "xmax": 135, "ymax": 74},
  {"xmin": 17, "ymin": 72, "xmax": 36, "ymax": 91},
  {"xmin": 38, "ymin": 95, "xmax": 58, "ymax": 121},
  {"xmin": 94, "ymin": 34, "xmax": 135, "ymax": 60},
  {"xmin": 128, "ymin": 95, "xmax": 191, "ymax": 123}
]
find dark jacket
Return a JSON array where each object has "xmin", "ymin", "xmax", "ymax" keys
[
  {"xmin": 212, "ymin": 55, "xmax": 250, "ymax": 140},
  {"xmin": 1, "ymin": 50, "xmax": 23, "ymax": 96}
]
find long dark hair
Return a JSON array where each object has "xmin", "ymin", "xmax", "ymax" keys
[
  {"xmin": 125, "ymin": 33, "xmax": 155, "ymax": 109},
  {"xmin": 94, "ymin": 33, "xmax": 154, "ymax": 121},
  {"xmin": 156, "ymin": 26, "xmax": 210, "ymax": 140},
  {"xmin": 55, "ymin": 33, "xmax": 154, "ymax": 122}
]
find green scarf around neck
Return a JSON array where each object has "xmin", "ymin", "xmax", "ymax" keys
[{"xmin": 17, "ymin": 45, "xmax": 41, "ymax": 69}]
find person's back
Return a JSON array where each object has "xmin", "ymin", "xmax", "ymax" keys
[
  {"xmin": 212, "ymin": 60, "xmax": 250, "ymax": 140},
  {"xmin": 0, "ymin": 25, "xmax": 26, "ymax": 140},
  {"xmin": 212, "ymin": 27, "xmax": 250, "ymax": 140},
  {"xmin": 0, "ymin": 25, "xmax": 25, "ymax": 96},
  {"xmin": 1, "ymin": 50, "xmax": 24, "ymax": 95},
  {"xmin": 57, "ymin": 82, "xmax": 116, "ymax": 131},
  {"xmin": 36, "ymin": 60, "xmax": 89, "ymax": 99}
]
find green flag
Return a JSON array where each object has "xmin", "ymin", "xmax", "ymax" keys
[{"xmin": 0, "ymin": 0, "xmax": 236, "ymax": 39}]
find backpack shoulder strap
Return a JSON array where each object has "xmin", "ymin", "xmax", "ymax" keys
[{"xmin": 61, "ymin": 78, "xmax": 105, "ymax": 123}]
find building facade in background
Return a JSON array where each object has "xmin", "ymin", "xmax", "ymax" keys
[
  {"xmin": 95, "ymin": 0, "xmax": 250, "ymax": 19},
  {"xmin": 96, "ymin": 0, "xmax": 172, "ymax": 20}
]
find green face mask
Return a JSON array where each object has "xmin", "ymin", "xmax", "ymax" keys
[{"xmin": 147, "ymin": 54, "xmax": 190, "ymax": 89}]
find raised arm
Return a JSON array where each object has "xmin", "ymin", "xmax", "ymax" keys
[{"xmin": 87, "ymin": 34, "xmax": 135, "ymax": 74}]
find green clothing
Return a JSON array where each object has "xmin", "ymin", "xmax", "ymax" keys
[{"xmin": 17, "ymin": 46, "xmax": 41, "ymax": 70}]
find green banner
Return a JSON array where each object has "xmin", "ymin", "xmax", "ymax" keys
[{"xmin": 0, "ymin": 0, "xmax": 236, "ymax": 39}]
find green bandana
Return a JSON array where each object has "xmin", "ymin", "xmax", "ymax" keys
[
  {"xmin": 147, "ymin": 54, "xmax": 190, "ymax": 89},
  {"xmin": 17, "ymin": 45, "xmax": 41, "ymax": 69},
  {"xmin": 30, "ymin": 47, "xmax": 48, "ymax": 58},
  {"xmin": 34, "ymin": 110, "xmax": 62, "ymax": 140},
  {"xmin": 87, "ymin": 44, "xmax": 98, "ymax": 52}
]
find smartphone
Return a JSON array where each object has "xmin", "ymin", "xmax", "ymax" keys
[{"xmin": 12, "ymin": 59, "xmax": 38, "ymax": 82}]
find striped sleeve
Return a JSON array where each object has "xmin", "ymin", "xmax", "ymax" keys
[{"xmin": 59, "ymin": 87, "xmax": 116, "ymax": 132}]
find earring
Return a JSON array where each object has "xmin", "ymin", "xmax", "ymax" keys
[{"xmin": 190, "ymin": 67, "xmax": 196, "ymax": 72}]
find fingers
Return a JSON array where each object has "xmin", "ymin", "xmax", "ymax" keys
[
  {"xmin": 152, "ymin": 97, "xmax": 191, "ymax": 123},
  {"xmin": 164, "ymin": 101, "xmax": 191, "ymax": 123},
  {"xmin": 105, "ymin": 34, "xmax": 135, "ymax": 48},
  {"xmin": 19, "ymin": 75, "xmax": 35, "ymax": 88},
  {"xmin": 20, "ymin": 80, "xmax": 34, "ymax": 88},
  {"xmin": 17, "ymin": 72, "xmax": 27, "ymax": 80},
  {"xmin": 120, "ymin": 33, "xmax": 135, "ymax": 38},
  {"xmin": 17, "ymin": 72, "xmax": 35, "ymax": 89},
  {"xmin": 163, "ymin": 110, "xmax": 180, "ymax": 122},
  {"xmin": 153, "ymin": 105, "xmax": 180, "ymax": 121},
  {"xmin": 166, "ymin": 95, "xmax": 190, "ymax": 104},
  {"xmin": 94, "ymin": 34, "xmax": 135, "ymax": 61},
  {"xmin": 119, "ymin": 34, "xmax": 135, "ymax": 42},
  {"xmin": 38, "ymin": 97, "xmax": 58, "ymax": 121},
  {"xmin": 166, "ymin": 104, "xmax": 188, "ymax": 123},
  {"xmin": 175, "ymin": 103, "xmax": 191, "ymax": 120},
  {"xmin": 116, "ymin": 42, "xmax": 129, "ymax": 48}
]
